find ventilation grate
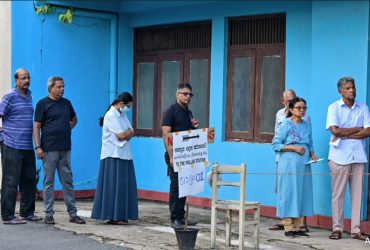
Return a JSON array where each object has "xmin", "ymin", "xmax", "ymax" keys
[
  {"xmin": 229, "ymin": 14, "xmax": 285, "ymax": 46},
  {"xmin": 135, "ymin": 22, "xmax": 211, "ymax": 52}
]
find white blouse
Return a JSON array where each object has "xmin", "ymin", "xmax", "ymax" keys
[{"xmin": 100, "ymin": 106, "xmax": 133, "ymax": 160}]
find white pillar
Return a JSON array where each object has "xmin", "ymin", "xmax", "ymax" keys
[{"xmin": 0, "ymin": 1, "xmax": 12, "ymax": 186}]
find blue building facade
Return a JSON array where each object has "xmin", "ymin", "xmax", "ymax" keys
[{"xmin": 9, "ymin": 1, "xmax": 370, "ymax": 231}]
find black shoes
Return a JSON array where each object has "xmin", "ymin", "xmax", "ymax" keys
[
  {"xmin": 295, "ymin": 231, "xmax": 310, "ymax": 237},
  {"xmin": 181, "ymin": 218, "xmax": 198, "ymax": 226},
  {"xmin": 171, "ymin": 218, "xmax": 199, "ymax": 228},
  {"xmin": 284, "ymin": 231, "xmax": 310, "ymax": 238},
  {"xmin": 284, "ymin": 231, "xmax": 295, "ymax": 237},
  {"xmin": 171, "ymin": 219, "xmax": 184, "ymax": 229}
]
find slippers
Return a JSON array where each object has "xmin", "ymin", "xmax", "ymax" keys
[
  {"xmin": 107, "ymin": 220, "xmax": 128, "ymax": 225},
  {"xmin": 3, "ymin": 218, "xmax": 27, "ymax": 225},
  {"xmin": 269, "ymin": 223, "xmax": 284, "ymax": 230},
  {"xmin": 329, "ymin": 230, "xmax": 342, "ymax": 240}
]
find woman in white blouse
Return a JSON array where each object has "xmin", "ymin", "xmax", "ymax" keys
[{"xmin": 91, "ymin": 92, "xmax": 138, "ymax": 225}]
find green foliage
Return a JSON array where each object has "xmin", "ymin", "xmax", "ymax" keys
[
  {"xmin": 59, "ymin": 8, "xmax": 73, "ymax": 24},
  {"xmin": 35, "ymin": 3, "xmax": 53, "ymax": 15},
  {"xmin": 33, "ymin": 0, "xmax": 73, "ymax": 24}
]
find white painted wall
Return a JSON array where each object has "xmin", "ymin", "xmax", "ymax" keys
[{"xmin": 0, "ymin": 1, "xmax": 11, "ymax": 185}]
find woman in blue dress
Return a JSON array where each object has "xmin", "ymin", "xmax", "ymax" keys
[
  {"xmin": 91, "ymin": 92, "xmax": 138, "ymax": 225},
  {"xmin": 271, "ymin": 97, "xmax": 317, "ymax": 237}
]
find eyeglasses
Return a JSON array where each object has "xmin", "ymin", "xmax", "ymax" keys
[
  {"xmin": 293, "ymin": 106, "xmax": 308, "ymax": 111},
  {"xmin": 179, "ymin": 92, "xmax": 194, "ymax": 97}
]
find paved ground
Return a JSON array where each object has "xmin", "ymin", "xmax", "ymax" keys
[{"xmin": 4, "ymin": 199, "xmax": 370, "ymax": 249}]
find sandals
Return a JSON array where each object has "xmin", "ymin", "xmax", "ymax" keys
[
  {"xmin": 299, "ymin": 225, "xmax": 310, "ymax": 233},
  {"xmin": 351, "ymin": 232, "xmax": 368, "ymax": 240},
  {"xmin": 269, "ymin": 223, "xmax": 284, "ymax": 230},
  {"xmin": 69, "ymin": 215, "xmax": 86, "ymax": 224},
  {"xmin": 107, "ymin": 220, "xmax": 128, "ymax": 225},
  {"xmin": 44, "ymin": 216, "xmax": 55, "ymax": 225},
  {"xmin": 329, "ymin": 230, "xmax": 342, "ymax": 240},
  {"xmin": 3, "ymin": 217, "xmax": 26, "ymax": 225}
]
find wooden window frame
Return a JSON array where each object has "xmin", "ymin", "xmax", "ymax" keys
[
  {"xmin": 226, "ymin": 45, "xmax": 285, "ymax": 143},
  {"xmin": 133, "ymin": 55, "xmax": 158, "ymax": 137},
  {"xmin": 133, "ymin": 50, "xmax": 211, "ymax": 138}
]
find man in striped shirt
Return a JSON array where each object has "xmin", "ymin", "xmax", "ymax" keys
[{"xmin": 0, "ymin": 68, "xmax": 41, "ymax": 224}]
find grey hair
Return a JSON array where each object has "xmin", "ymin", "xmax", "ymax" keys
[
  {"xmin": 337, "ymin": 76, "xmax": 355, "ymax": 90},
  {"xmin": 283, "ymin": 89, "xmax": 296, "ymax": 98},
  {"xmin": 14, "ymin": 68, "xmax": 29, "ymax": 79},
  {"xmin": 47, "ymin": 76, "xmax": 64, "ymax": 91}
]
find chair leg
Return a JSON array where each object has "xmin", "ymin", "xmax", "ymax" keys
[
  {"xmin": 254, "ymin": 206, "xmax": 260, "ymax": 249},
  {"xmin": 239, "ymin": 210, "xmax": 245, "ymax": 250},
  {"xmin": 210, "ymin": 206, "xmax": 217, "ymax": 248},
  {"xmin": 226, "ymin": 209, "xmax": 232, "ymax": 246}
]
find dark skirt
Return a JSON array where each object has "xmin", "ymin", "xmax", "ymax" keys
[{"xmin": 91, "ymin": 158, "xmax": 138, "ymax": 221}]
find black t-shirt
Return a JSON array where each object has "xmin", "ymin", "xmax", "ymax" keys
[
  {"xmin": 34, "ymin": 97, "xmax": 76, "ymax": 152},
  {"xmin": 161, "ymin": 102, "xmax": 194, "ymax": 133},
  {"xmin": 162, "ymin": 102, "xmax": 195, "ymax": 160}
]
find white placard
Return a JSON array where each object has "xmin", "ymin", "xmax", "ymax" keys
[{"xmin": 172, "ymin": 128, "xmax": 209, "ymax": 198}]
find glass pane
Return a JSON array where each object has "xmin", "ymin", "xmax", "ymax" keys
[
  {"xmin": 261, "ymin": 55, "xmax": 284, "ymax": 133},
  {"xmin": 162, "ymin": 61, "xmax": 181, "ymax": 113},
  {"xmin": 137, "ymin": 62, "xmax": 154, "ymax": 129},
  {"xmin": 189, "ymin": 59, "xmax": 209, "ymax": 128},
  {"xmin": 232, "ymin": 57, "xmax": 252, "ymax": 132}
]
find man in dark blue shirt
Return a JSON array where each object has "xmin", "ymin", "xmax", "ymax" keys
[
  {"xmin": 0, "ymin": 68, "xmax": 41, "ymax": 224},
  {"xmin": 33, "ymin": 76, "xmax": 85, "ymax": 225},
  {"xmin": 162, "ymin": 83, "xmax": 199, "ymax": 229}
]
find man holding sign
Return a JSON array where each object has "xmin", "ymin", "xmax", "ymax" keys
[{"xmin": 162, "ymin": 83, "xmax": 199, "ymax": 229}]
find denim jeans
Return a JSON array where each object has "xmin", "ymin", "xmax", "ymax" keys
[
  {"xmin": 1, "ymin": 143, "xmax": 36, "ymax": 221},
  {"xmin": 43, "ymin": 151, "xmax": 77, "ymax": 217}
]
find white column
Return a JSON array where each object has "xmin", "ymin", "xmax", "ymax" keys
[{"xmin": 0, "ymin": 1, "xmax": 11, "ymax": 186}]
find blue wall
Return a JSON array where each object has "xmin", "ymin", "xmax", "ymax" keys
[
  {"xmin": 11, "ymin": 1, "xmax": 116, "ymax": 190},
  {"xmin": 10, "ymin": 1, "xmax": 370, "ymax": 220}
]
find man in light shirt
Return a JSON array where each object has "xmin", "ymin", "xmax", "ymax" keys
[{"xmin": 326, "ymin": 76, "xmax": 370, "ymax": 240}]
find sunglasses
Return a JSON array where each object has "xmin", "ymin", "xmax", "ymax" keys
[
  {"xmin": 179, "ymin": 92, "xmax": 194, "ymax": 97},
  {"xmin": 293, "ymin": 106, "xmax": 308, "ymax": 111}
]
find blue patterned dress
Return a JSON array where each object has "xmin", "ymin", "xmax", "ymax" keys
[{"xmin": 271, "ymin": 118, "xmax": 314, "ymax": 218}]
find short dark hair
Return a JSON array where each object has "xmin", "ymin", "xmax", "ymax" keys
[
  {"xmin": 337, "ymin": 76, "xmax": 355, "ymax": 91},
  {"xmin": 287, "ymin": 97, "xmax": 307, "ymax": 118},
  {"xmin": 177, "ymin": 83, "xmax": 192, "ymax": 91}
]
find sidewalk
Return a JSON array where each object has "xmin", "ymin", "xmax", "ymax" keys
[{"xmin": 29, "ymin": 199, "xmax": 369, "ymax": 250}]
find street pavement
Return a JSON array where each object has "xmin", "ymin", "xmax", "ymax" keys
[{"xmin": 2, "ymin": 199, "xmax": 370, "ymax": 249}]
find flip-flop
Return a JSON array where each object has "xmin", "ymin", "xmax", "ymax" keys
[
  {"xmin": 21, "ymin": 215, "xmax": 43, "ymax": 221},
  {"xmin": 3, "ymin": 218, "xmax": 27, "ymax": 225},
  {"xmin": 107, "ymin": 220, "xmax": 128, "ymax": 225}
]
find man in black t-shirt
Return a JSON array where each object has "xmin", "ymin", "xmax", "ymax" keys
[
  {"xmin": 162, "ymin": 83, "xmax": 199, "ymax": 229},
  {"xmin": 33, "ymin": 76, "xmax": 85, "ymax": 225}
]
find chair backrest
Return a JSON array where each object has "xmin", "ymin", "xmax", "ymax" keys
[{"xmin": 211, "ymin": 163, "xmax": 246, "ymax": 205}]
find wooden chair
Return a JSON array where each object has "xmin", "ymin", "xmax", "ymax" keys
[{"xmin": 210, "ymin": 163, "xmax": 260, "ymax": 249}]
